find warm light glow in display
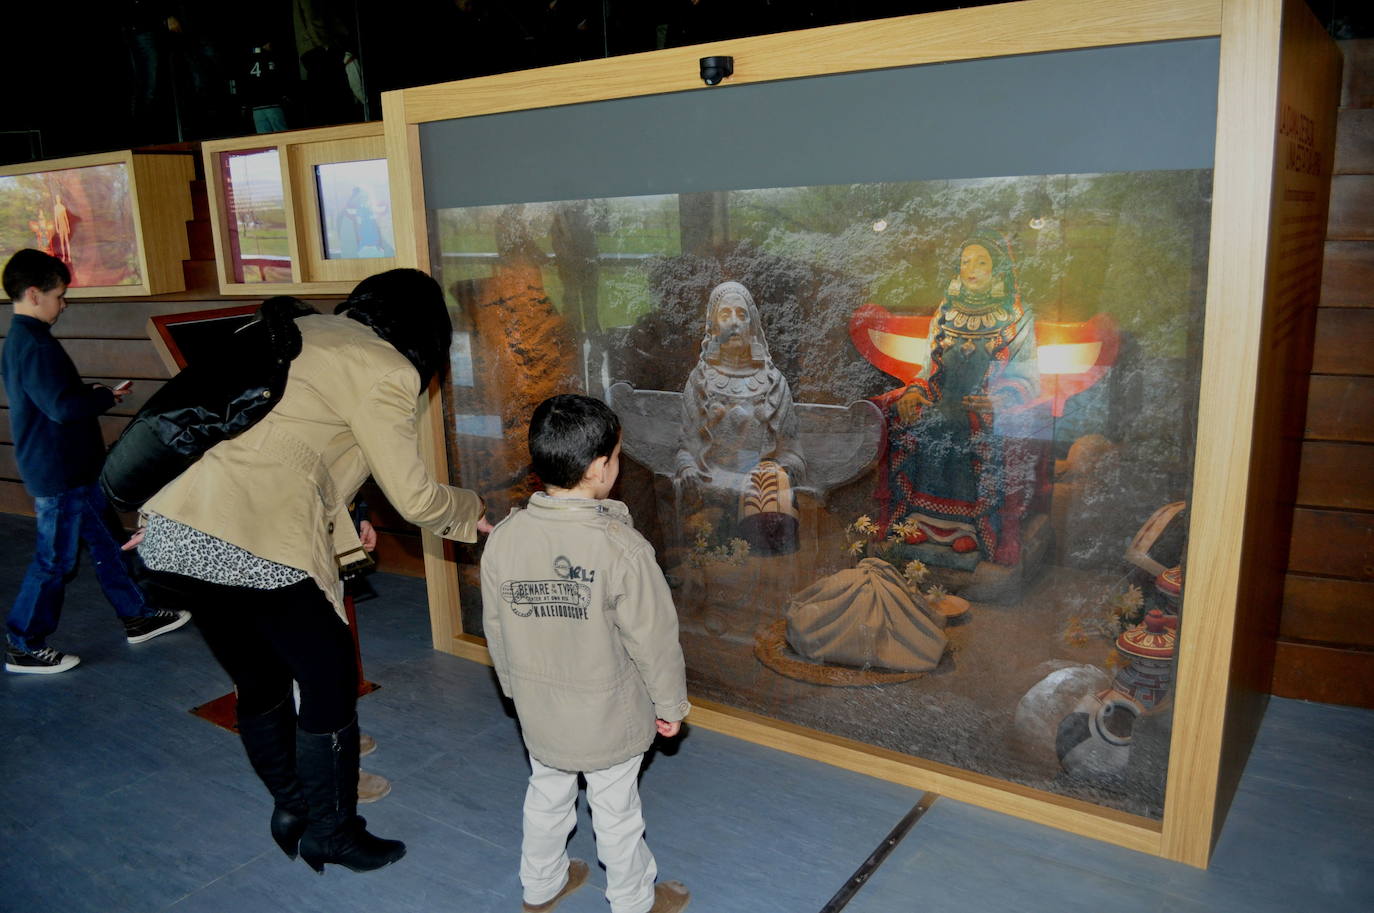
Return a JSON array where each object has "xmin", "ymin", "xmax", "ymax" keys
[
  {"xmin": 867, "ymin": 326, "xmax": 929, "ymax": 369},
  {"xmin": 1036, "ymin": 341, "xmax": 1102, "ymax": 375}
]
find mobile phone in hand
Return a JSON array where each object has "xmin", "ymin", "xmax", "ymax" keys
[{"xmin": 113, "ymin": 380, "xmax": 133, "ymax": 394}]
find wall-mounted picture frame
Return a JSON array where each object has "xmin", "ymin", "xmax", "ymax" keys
[
  {"xmin": 0, "ymin": 149, "xmax": 194, "ymax": 299},
  {"xmin": 202, "ymin": 123, "xmax": 395, "ymax": 296},
  {"xmin": 381, "ymin": 0, "xmax": 1339, "ymax": 868}
]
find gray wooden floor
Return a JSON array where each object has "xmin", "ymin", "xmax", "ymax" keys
[{"xmin": 1, "ymin": 513, "xmax": 1370, "ymax": 913}]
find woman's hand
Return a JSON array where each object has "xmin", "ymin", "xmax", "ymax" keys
[
  {"xmin": 358, "ymin": 519, "xmax": 378, "ymax": 552},
  {"xmin": 477, "ymin": 515, "xmax": 495, "ymax": 535},
  {"xmin": 961, "ymin": 393, "xmax": 1003, "ymax": 413},
  {"xmin": 896, "ymin": 385, "xmax": 932, "ymax": 423},
  {"xmin": 655, "ymin": 718, "xmax": 681, "ymax": 738},
  {"xmin": 121, "ymin": 529, "xmax": 145, "ymax": 551}
]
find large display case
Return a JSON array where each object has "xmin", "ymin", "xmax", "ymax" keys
[
  {"xmin": 201, "ymin": 123, "xmax": 396, "ymax": 295},
  {"xmin": 381, "ymin": 0, "xmax": 1339, "ymax": 867},
  {"xmin": 0, "ymin": 150, "xmax": 194, "ymax": 298}
]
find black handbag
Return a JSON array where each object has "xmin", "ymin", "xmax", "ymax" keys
[{"xmin": 100, "ymin": 297, "xmax": 316, "ymax": 513}]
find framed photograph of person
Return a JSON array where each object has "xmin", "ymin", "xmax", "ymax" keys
[{"xmin": 0, "ymin": 150, "xmax": 195, "ymax": 298}]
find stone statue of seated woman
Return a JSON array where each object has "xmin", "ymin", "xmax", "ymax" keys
[{"xmin": 674, "ymin": 281, "xmax": 805, "ymax": 555}]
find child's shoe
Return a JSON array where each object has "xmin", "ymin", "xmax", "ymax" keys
[
  {"xmin": 522, "ymin": 859, "xmax": 589, "ymax": 912},
  {"xmin": 649, "ymin": 881, "xmax": 690, "ymax": 913},
  {"xmin": 5, "ymin": 643, "xmax": 80, "ymax": 674}
]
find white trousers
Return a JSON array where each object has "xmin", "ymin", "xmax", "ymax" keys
[{"xmin": 522, "ymin": 753, "xmax": 658, "ymax": 913}]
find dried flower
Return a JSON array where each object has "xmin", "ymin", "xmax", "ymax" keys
[
  {"xmin": 847, "ymin": 539, "xmax": 867, "ymax": 556},
  {"xmin": 904, "ymin": 560, "xmax": 930, "ymax": 586},
  {"xmin": 890, "ymin": 516, "xmax": 923, "ymax": 540},
  {"xmin": 690, "ymin": 534, "xmax": 752, "ymax": 567},
  {"xmin": 925, "ymin": 583, "xmax": 947, "ymax": 601},
  {"xmin": 848, "ymin": 515, "xmax": 879, "ymax": 536}
]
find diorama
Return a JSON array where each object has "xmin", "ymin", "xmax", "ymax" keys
[
  {"xmin": 382, "ymin": 0, "xmax": 1341, "ymax": 866},
  {"xmin": 0, "ymin": 150, "xmax": 193, "ymax": 297},
  {"xmin": 435, "ymin": 169, "xmax": 1208, "ymax": 819},
  {"xmin": 202, "ymin": 123, "xmax": 395, "ymax": 295}
]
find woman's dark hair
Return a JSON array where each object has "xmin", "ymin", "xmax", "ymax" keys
[
  {"xmin": 334, "ymin": 269, "xmax": 452, "ymax": 385},
  {"xmin": 528, "ymin": 394, "xmax": 621, "ymax": 490}
]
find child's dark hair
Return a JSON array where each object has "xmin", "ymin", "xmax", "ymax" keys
[
  {"xmin": 529, "ymin": 394, "xmax": 621, "ymax": 490},
  {"xmin": 334, "ymin": 268, "xmax": 452, "ymax": 386},
  {"xmin": 3, "ymin": 249, "xmax": 70, "ymax": 302}
]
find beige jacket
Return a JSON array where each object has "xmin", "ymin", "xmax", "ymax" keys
[
  {"xmin": 481, "ymin": 493, "xmax": 690, "ymax": 772},
  {"xmin": 144, "ymin": 314, "xmax": 482, "ymax": 620}
]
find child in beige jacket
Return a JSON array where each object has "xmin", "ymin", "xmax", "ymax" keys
[{"xmin": 482, "ymin": 394, "xmax": 691, "ymax": 913}]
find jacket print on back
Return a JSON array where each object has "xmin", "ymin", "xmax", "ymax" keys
[{"xmin": 500, "ymin": 555, "xmax": 597, "ymax": 620}]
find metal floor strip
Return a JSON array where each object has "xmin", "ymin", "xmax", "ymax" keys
[{"xmin": 818, "ymin": 792, "xmax": 939, "ymax": 913}]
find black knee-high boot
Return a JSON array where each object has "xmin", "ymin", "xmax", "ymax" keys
[
  {"xmin": 237, "ymin": 699, "xmax": 309, "ymax": 859},
  {"xmin": 296, "ymin": 716, "xmax": 405, "ymax": 874}
]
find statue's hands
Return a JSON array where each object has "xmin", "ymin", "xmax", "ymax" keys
[
  {"xmin": 896, "ymin": 386, "xmax": 932, "ymax": 423},
  {"xmin": 675, "ymin": 464, "xmax": 703, "ymax": 490},
  {"xmin": 961, "ymin": 393, "xmax": 1000, "ymax": 413}
]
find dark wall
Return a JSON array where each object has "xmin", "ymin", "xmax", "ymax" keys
[{"xmin": 5, "ymin": 1, "xmax": 1369, "ymax": 167}]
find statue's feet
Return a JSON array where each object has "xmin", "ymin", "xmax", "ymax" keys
[{"xmin": 951, "ymin": 535, "xmax": 978, "ymax": 554}]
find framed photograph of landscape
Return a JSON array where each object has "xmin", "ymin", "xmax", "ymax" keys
[{"xmin": 202, "ymin": 123, "xmax": 395, "ymax": 295}]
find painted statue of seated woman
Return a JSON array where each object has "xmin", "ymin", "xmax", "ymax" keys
[
  {"xmin": 876, "ymin": 230, "xmax": 1047, "ymax": 568},
  {"xmin": 675, "ymin": 281, "xmax": 805, "ymax": 554}
]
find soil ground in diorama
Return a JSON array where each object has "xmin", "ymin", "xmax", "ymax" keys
[{"xmin": 673, "ymin": 557, "xmax": 1172, "ymax": 820}]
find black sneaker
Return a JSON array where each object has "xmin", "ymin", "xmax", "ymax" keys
[
  {"xmin": 124, "ymin": 609, "xmax": 192, "ymax": 644},
  {"xmin": 5, "ymin": 644, "xmax": 81, "ymax": 674}
]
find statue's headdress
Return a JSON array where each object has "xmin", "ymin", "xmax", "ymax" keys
[{"xmin": 702, "ymin": 280, "xmax": 769, "ymax": 365}]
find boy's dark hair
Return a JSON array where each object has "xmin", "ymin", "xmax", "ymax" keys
[
  {"xmin": 529, "ymin": 394, "xmax": 621, "ymax": 490},
  {"xmin": 334, "ymin": 268, "xmax": 452, "ymax": 386},
  {"xmin": 3, "ymin": 249, "xmax": 70, "ymax": 302}
]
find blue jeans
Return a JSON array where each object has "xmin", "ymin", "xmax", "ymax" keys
[{"xmin": 6, "ymin": 483, "xmax": 147, "ymax": 651}]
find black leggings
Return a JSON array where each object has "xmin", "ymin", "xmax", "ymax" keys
[{"xmin": 150, "ymin": 572, "xmax": 358, "ymax": 733}]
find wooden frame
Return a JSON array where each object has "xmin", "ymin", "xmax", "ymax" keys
[
  {"xmin": 145, "ymin": 305, "xmax": 260, "ymax": 374},
  {"xmin": 0, "ymin": 149, "xmax": 194, "ymax": 298},
  {"xmin": 381, "ymin": 0, "xmax": 1341, "ymax": 867},
  {"xmin": 201, "ymin": 123, "xmax": 395, "ymax": 296}
]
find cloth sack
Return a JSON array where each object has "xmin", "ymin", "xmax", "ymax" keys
[
  {"xmin": 785, "ymin": 557, "xmax": 947, "ymax": 672},
  {"xmin": 100, "ymin": 297, "xmax": 315, "ymax": 513}
]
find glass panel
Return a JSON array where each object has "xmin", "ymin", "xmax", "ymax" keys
[
  {"xmin": 315, "ymin": 159, "xmax": 395, "ymax": 259},
  {"xmin": 0, "ymin": 163, "xmax": 141, "ymax": 288},
  {"xmin": 220, "ymin": 149, "xmax": 290, "ymax": 283},
  {"xmin": 433, "ymin": 170, "xmax": 1211, "ymax": 819}
]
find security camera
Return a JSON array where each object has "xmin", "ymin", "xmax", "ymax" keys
[{"xmin": 699, "ymin": 56, "xmax": 734, "ymax": 86}]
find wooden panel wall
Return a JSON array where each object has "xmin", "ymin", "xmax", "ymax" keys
[{"xmin": 1272, "ymin": 39, "xmax": 1374, "ymax": 707}]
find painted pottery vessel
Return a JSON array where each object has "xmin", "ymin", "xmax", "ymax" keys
[{"xmin": 1112, "ymin": 608, "xmax": 1178, "ymax": 713}]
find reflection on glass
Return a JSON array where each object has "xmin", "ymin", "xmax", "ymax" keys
[
  {"xmin": 431, "ymin": 171, "xmax": 1212, "ymax": 820},
  {"xmin": 315, "ymin": 159, "xmax": 394, "ymax": 260},
  {"xmin": 0, "ymin": 163, "xmax": 141, "ymax": 288},
  {"xmin": 222, "ymin": 149, "xmax": 290, "ymax": 283}
]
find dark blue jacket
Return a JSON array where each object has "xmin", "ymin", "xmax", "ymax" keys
[{"xmin": 2, "ymin": 314, "xmax": 115, "ymax": 497}]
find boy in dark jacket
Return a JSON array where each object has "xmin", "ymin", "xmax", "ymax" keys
[
  {"xmin": 2, "ymin": 249, "xmax": 188, "ymax": 674},
  {"xmin": 482, "ymin": 394, "xmax": 691, "ymax": 913}
]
